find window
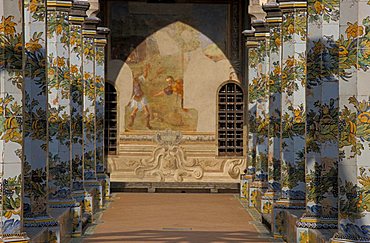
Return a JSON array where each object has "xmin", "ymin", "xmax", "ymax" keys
[
  {"xmin": 217, "ymin": 81, "xmax": 244, "ymax": 157},
  {"xmin": 105, "ymin": 83, "xmax": 118, "ymax": 155}
]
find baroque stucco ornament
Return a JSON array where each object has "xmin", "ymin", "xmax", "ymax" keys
[{"xmin": 135, "ymin": 130, "xmax": 204, "ymax": 182}]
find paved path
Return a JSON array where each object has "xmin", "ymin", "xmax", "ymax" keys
[{"xmin": 83, "ymin": 193, "xmax": 276, "ymax": 243}]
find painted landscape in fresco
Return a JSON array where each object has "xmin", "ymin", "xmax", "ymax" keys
[{"xmin": 109, "ymin": 2, "xmax": 229, "ymax": 131}]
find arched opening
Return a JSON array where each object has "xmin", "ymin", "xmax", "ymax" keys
[
  {"xmin": 105, "ymin": 82, "xmax": 118, "ymax": 155},
  {"xmin": 217, "ymin": 81, "xmax": 245, "ymax": 157}
]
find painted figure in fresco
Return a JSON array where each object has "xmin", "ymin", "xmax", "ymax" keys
[
  {"xmin": 154, "ymin": 76, "xmax": 185, "ymax": 110},
  {"xmin": 128, "ymin": 71, "xmax": 152, "ymax": 129}
]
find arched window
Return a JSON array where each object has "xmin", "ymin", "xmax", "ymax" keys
[
  {"xmin": 217, "ymin": 81, "xmax": 244, "ymax": 157},
  {"xmin": 105, "ymin": 82, "xmax": 118, "ymax": 155}
]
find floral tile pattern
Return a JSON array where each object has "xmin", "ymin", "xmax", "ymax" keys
[
  {"xmin": 303, "ymin": 0, "xmax": 339, "ymax": 224},
  {"xmin": 47, "ymin": 7, "xmax": 73, "ymax": 204},
  {"xmin": 247, "ymin": 39, "xmax": 258, "ymax": 176},
  {"xmin": 83, "ymin": 29, "xmax": 97, "ymax": 181},
  {"xmin": 70, "ymin": 19, "xmax": 84, "ymax": 192},
  {"xmin": 23, "ymin": 0, "xmax": 49, "ymax": 220},
  {"xmin": 0, "ymin": 0, "xmax": 24, "ymax": 234},
  {"xmin": 95, "ymin": 33, "xmax": 105, "ymax": 176},
  {"xmin": 279, "ymin": 4, "xmax": 306, "ymax": 202},
  {"xmin": 255, "ymin": 33, "xmax": 269, "ymax": 181},
  {"xmin": 267, "ymin": 20, "xmax": 282, "ymax": 194},
  {"xmin": 336, "ymin": 0, "xmax": 370, "ymax": 240}
]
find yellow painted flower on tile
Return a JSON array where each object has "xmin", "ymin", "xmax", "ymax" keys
[
  {"xmin": 345, "ymin": 22, "xmax": 364, "ymax": 39},
  {"xmin": 287, "ymin": 24, "xmax": 295, "ymax": 34},
  {"xmin": 48, "ymin": 68, "xmax": 55, "ymax": 76},
  {"xmin": 2, "ymin": 117, "xmax": 22, "ymax": 143},
  {"xmin": 0, "ymin": 16, "xmax": 17, "ymax": 36},
  {"xmin": 299, "ymin": 231, "xmax": 309, "ymax": 243},
  {"xmin": 56, "ymin": 24, "xmax": 63, "ymax": 35},
  {"xmin": 273, "ymin": 66, "xmax": 281, "ymax": 76},
  {"xmin": 56, "ymin": 57, "xmax": 65, "ymax": 67},
  {"xmin": 358, "ymin": 112, "xmax": 370, "ymax": 124},
  {"xmin": 286, "ymin": 57, "xmax": 295, "ymax": 67},
  {"xmin": 29, "ymin": 0, "xmax": 39, "ymax": 13},
  {"xmin": 26, "ymin": 38, "xmax": 42, "ymax": 52},
  {"xmin": 314, "ymin": 1, "xmax": 324, "ymax": 14},
  {"xmin": 71, "ymin": 65, "xmax": 79, "ymax": 74},
  {"xmin": 339, "ymin": 45, "xmax": 349, "ymax": 57},
  {"xmin": 275, "ymin": 37, "xmax": 281, "ymax": 47},
  {"xmin": 294, "ymin": 108, "xmax": 304, "ymax": 123},
  {"xmin": 84, "ymin": 72, "xmax": 91, "ymax": 80}
]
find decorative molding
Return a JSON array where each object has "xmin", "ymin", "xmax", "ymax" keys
[
  {"xmin": 135, "ymin": 131, "xmax": 204, "ymax": 182},
  {"xmin": 120, "ymin": 133, "xmax": 216, "ymax": 142}
]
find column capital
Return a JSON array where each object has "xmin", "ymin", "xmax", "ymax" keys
[
  {"xmin": 251, "ymin": 20, "xmax": 270, "ymax": 39},
  {"xmin": 278, "ymin": 0, "xmax": 307, "ymax": 11},
  {"xmin": 69, "ymin": 0, "xmax": 90, "ymax": 24},
  {"xmin": 83, "ymin": 16, "xmax": 100, "ymax": 36},
  {"xmin": 263, "ymin": 3, "xmax": 282, "ymax": 25},
  {"xmin": 243, "ymin": 30, "xmax": 259, "ymax": 48},
  {"xmin": 95, "ymin": 27, "xmax": 110, "ymax": 46},
  {"xmin": 46, "ymin": 0, "xmax": 73, "ymax": 11}
]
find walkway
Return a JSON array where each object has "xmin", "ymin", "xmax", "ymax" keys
[{"xmin": 83, "ymin": 193, "xmax": 276, "ymax": 243}]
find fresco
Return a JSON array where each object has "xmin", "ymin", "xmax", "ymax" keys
[{"xmin": 109, "ymin": 2, "xmax": 229, "ymax": 131}]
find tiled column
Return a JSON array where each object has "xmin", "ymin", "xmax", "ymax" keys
[
  {"xmin": 82, "ymin": 16, "xmax": 102, "ymax": 219},
  {"xmin": 331, "ymin": 0, "xmax": 370, "ymax": 242},
  {"xmin": 244, "ymin": 29, "xmax": 258, "ymax": 207},
  {"xmin": 95, "ymin": 27, "xmax": 111, "ymax": 203},
  {"xmin": 0, "ymin": 0, "xmax": 28, "ymax": 241},
  {"xmin": 251, "ymin": 20, "xmax": 270, "ymax": 214},
  {"xmin": 297, "ymin": 0, "xmax": 340, "ymax": 239},
  {"xmin": 261, "ymin": 2, "xmax": 283, "ymax": 218},
  {"xmin": 69, "ymin": 0, "xmax": 89, "ymax": 236},
  {"xmin": 23, "ymin": 0, "xmax": 58, "ymax": 235},
  {"xmin": 272, "ymin": 0, "xmax": 307, "ymax": 239},
  {"xmin": 46, "ymin": 0, "xmax": 76, "ymax": 209}
]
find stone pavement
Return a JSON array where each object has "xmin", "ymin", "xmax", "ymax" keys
[{"xmin": 82, "ymin": 193, "xmax": 279, "ymax": 243}]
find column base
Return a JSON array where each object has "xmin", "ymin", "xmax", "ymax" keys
[
  {"xmin": 71, "ymin": 204, "xmax": 83, "ymax": 238},
  {"xmin": 272, "ymin": 199, "xmax": 305, "ymax": 240},
  {"xmin": 85, "ymin": 180, "xmax": 103, "ymax": 209},
  {"xmin": 83, "ymin": 192, "xmax": 95, "ymax": 224},
  {"xmin": 248, "ymin": 180, "xmax": 268, "ymax": 210},
  {"xmin": 97, "ymin": 173, "xmax": 111, "ymax": 201},
  {"xmin": 24, "ymin": 216, "xmax": 59, "ymax": 242},
  {"xmin": 0, "ymin": 233, "xmax": 29, "ymax": 243},
  {"xmin": 261, "ymin": 190, "xmax": 278, "ymax": 215},
  {"xmin": 240, "ymin": 174, "xmax": 254, "ymax": 200}
]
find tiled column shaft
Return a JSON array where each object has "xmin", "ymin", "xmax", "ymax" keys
[
  {"xmin": 0, "ymin": 0, "xmax": 28, "ymax": 241},
  {"xmin": 251, "ymin": 20, "xmax": 271, "ymax": 214},
  {"xmin": 272, "ymin": 0, "xmax": 307, "ymax": 239},
  {"xmin": 253, "ymin": 20, "xmax": 270, "ymax": 183},
  {"xmin": 46, "ymin": 0, "xmax": 75, "ymax": 208},
  {"xmin": 23, "ymin": 0, "xmax": 56, "ymax": 227},
  {"xmin": 82, "ymin": 17, "xmax": 99, "ymax": 183},
  {"xmin": 297, "ymin": 0, "xmax": 340, "ymax": 238},
  {"xmin": 245, "ymin": 30, "xmax": 258, "ymax": 207},
  {"xmin": 95, "ymin": 27, "xmax": 110, "ymax": 201},
  {"xmin": 277, "ymin": 0, "xmax": 307, "ymax": 206},
  {"xmin": 262, "ymin": 3, "xmax": 283, "ymax": 217},
  {"xmin": 70, "ymin": 0, "xmax": 89, "ymax": 199},
  {"xmin": 332, "ymin": 0, "xmax": 370, "ymax": 241}
]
